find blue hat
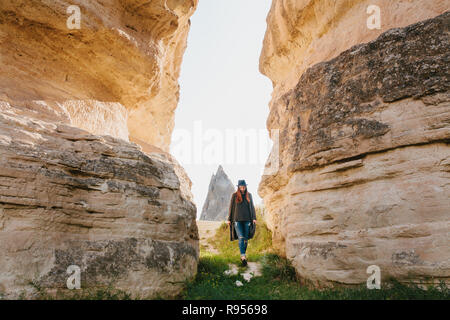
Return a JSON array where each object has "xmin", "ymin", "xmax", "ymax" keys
[{"xmin": 237, "ymin": 180, "xmax": 247, "ymax": 186}]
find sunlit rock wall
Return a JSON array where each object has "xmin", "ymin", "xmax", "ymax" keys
[
  {"xmin": 0, "ymin": 0, "xmax": 199, "ymax": 299},
  {"xmin": 0, "ymin": 0, "xmax": 197, "ymax": 150},
  {"xmin": 258, "ymin": 0, "xmax": 449, "ymax": 286}
]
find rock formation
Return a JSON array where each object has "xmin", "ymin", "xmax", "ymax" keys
[
  {"xmin": 0, "ymin": 0, "xmax": 198, "ymax": 299},
  {"xmin": 200, "ymin": 165, "xmax": 235, "ymax": 221},
  {"xmin": 0, "ymin": 0, "xmax": 197, "ymax": 151},
  {"xmin": 258, "ymin": 0, "xmax": 449, "ymax": 286}
]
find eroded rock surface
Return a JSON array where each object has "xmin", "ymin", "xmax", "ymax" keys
[
  {"xmin": 259, "ymin": 2, "xmax": 450, "ymax": 286},
  {"xmin": 0, "ymin": 0, "xmax": 197, "ymax": 150},
  {"xmin": 0, "ymin": 102, "xmax": 198, "ymax": 298},
  {"xmin": 0, "ymin": 0, "xmax": 199, "ymax": 298}
]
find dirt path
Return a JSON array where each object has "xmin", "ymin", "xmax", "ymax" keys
[{"xmin": 196, "ymin": 220, "xmax": 223, "ymax": 255}]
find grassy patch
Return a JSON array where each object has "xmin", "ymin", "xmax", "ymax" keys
[{"xmin": 208, "ymin": 212, "xmax": 273, "ymax": 262}]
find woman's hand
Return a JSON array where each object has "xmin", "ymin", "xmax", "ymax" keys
[
  {"xmin": 226, "ymin": 220, "xmax": 231, "ymax": 226},
  {"xmin": 253, "ymin": 220, "xmax": 257, "ymax": 224}
]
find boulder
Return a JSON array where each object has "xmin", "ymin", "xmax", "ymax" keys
[{"xmin": 0, "ymin": 0, "xmax": 199, "ymax": 298}]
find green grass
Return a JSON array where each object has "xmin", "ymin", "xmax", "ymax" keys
[
  {"xmin": 208, "ymin": 212, "xmax": 273, "ymax": 262},
  {"xmin": 179, "ymin": 213, "xmax": 450, "ymax": 300},
  {"xmin": 179, "ymin": 252, "xmax": 450, "ymax": 300}
]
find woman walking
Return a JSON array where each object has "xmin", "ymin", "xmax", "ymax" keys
[{"xmin": 227, "ymin": 180, "xmax": 257, "ymax": 266}]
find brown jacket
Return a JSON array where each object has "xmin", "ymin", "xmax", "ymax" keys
[{"xmin": 227, "ymin": 192, "xmax": 256, "ymax": 241}]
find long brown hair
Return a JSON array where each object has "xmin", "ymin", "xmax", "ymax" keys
[{"xmin": 235, "ymin": 187, "xmax": 250, "ymax": 203}]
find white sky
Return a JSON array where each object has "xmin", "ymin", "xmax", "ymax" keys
[{"xmin": 170, "ymin": 0, "xmax": 273, "ymax": 219}]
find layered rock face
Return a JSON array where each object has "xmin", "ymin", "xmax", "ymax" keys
[
  {"xmin": 258, "ymin": 1, "xmax": 449, "ymax": 286},
  {"xmin": 0, "ymin": 0, "xmax": 197, "ymax": 150},
  {"xmin": 200, "ymin": 165, "xmax": 235, "ymax": 221},
  {"xmin": 0, "ymin": 1, "xmax": 198, "ymax": 298}
]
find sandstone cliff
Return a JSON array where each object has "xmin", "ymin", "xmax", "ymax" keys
[
  {"xmin": 0, "ymin": 0, "xmax": 197, "ymax": 151},
  {"xmin": 200, "ymin": 165, "xmax": 235, "ymax": 221},
  {"xmin": 0, "ymin": 0, "xmax": 198, "ymax": 298},
  {"xmin": 258, "ymin": 0, "xmax": 449, "ymax": 286}
]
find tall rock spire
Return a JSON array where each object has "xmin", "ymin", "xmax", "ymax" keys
[{"xmin": 200, "ymin": 165, "xmax": 235, "ymax": 221}]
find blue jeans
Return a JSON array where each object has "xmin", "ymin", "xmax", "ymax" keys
[{"xmin": 235, "ymin": 221, "xmax": 251, "ymax": 256}]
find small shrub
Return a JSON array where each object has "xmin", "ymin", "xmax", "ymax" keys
[{"xmin": 260, "ymin": 253, "xmax": 297, "ymax": 282}]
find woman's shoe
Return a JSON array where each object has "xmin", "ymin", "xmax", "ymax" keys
[{"xmin": 241, "ymin": 257, "xmax": 247, "ymax": 266}]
